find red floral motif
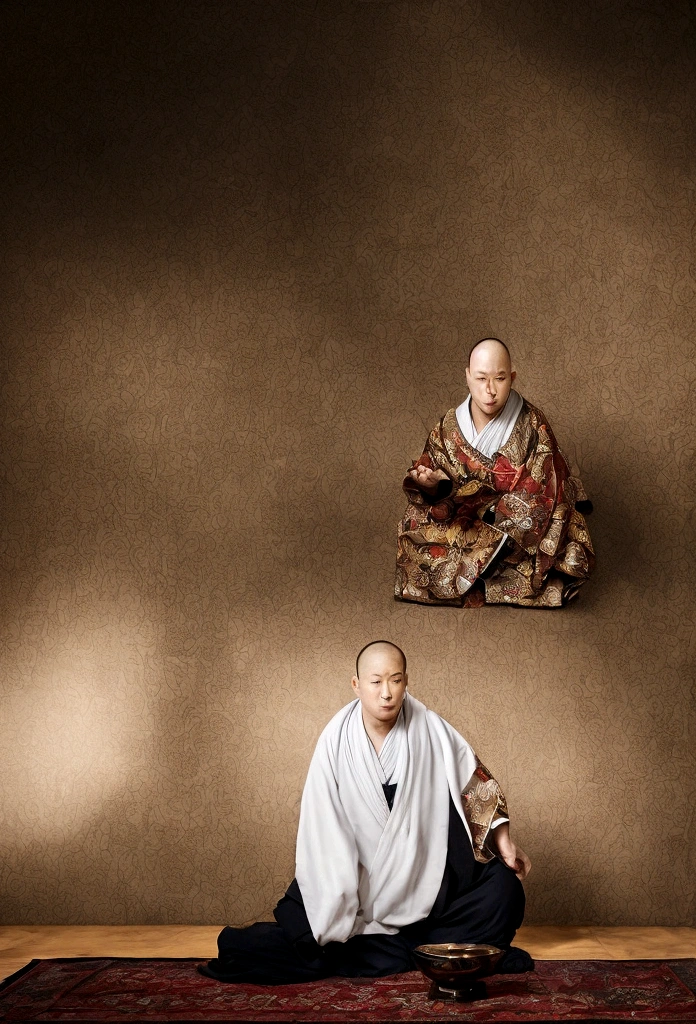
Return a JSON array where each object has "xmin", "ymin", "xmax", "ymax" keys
[
  {"xmin": 429, "ymin": 502, "xmax": 451, "ymax": 522},
  {"xmin": 518, "ymin": 473, "xmax": 540, "ymax": 494},
  {"xmin": 491, "ymin": 456, "xmax": 519, "ymax": 488}
]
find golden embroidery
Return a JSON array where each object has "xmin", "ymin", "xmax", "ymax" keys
[
  {"xmin": 455, "ymin": 480, "xmax": 484, "ymax": 497},
  {"xmin": 396, "ymin": 401, "xmax": 594, "ymax": 607},
  {"xmin": 462, "ymin": 758, "xmax": 510, "ymax": 864},
  {"xmin": 539, "ymin": 517, "xmax": 564, "ymax": 556}
]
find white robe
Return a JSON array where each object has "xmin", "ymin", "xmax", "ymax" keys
[
  {"xmin": 455, "ymin": 390, "xmax": 524, "ymax": 459},
  {"xmin": 295, "ymin": 694, "xmax": 479, "ymax": 945}
]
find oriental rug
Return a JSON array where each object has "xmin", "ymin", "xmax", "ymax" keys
[{"xmin": 1, "ymin": 957, "xmax": 696, "ymax": 1022}]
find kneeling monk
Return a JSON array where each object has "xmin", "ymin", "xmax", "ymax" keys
[
  {"xmin": 395, "ymin": 338, "xmax": 594, "ymax": 607},
  {"xmin": 201, "ymin": 641, "xmax": 532, "ymax": 984}
]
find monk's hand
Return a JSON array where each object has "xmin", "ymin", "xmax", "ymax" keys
[
  {"xmin": 491, "ymin": 823, "xmax": 532, "ymax": 881},
  {"xmin": 407, "ymin": 465, "xmax": 449, "ymax": 494}
]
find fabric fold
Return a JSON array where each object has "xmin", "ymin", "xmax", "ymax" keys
[{"xmin": 455, "ymin": 390, "xmax": 524, "ymax": 459}]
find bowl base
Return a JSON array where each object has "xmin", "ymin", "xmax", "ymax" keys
[{"xmin": 428, "ymin": 980, "xmax": 489, "ymax": 1002}]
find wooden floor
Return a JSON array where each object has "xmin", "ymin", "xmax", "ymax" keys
[{"xmin": 1, "ymin": 926, "xmax": 696, "ymax": 984}]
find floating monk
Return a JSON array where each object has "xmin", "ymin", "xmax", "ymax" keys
[
  {"xmin": 395, "ymin": 338, "xmax": 595, "ymax": 607},
  {"xmin": 201, "ymin": 641, "xmax": 532, "ymax": 984}
]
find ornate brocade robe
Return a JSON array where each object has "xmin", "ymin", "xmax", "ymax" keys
[
  {"xmin": 395, "ymin": 400, "xmax": 594, "ymax": 607},
  {"xmin": 462, "ymin": 757, "xmax": 510, "ymax": 864}
]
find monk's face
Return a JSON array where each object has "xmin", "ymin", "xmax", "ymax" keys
[
  {"xmin": 465, "ymin": 340, "xmax": 516, "ymax": 424},
  {"xmin": 351, "ymin": 645, "xmax": 407, "ymax": 731}
]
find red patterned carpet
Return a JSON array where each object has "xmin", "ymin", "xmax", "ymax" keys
[{"xmin": 1, "ymin": 958, "xmax": 696, "ymax": 1021}]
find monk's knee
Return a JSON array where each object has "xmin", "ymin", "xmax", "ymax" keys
[
  {"xmin": 485, "ymin": 859, "xmax": 526, "ymax": 931},
  {"xmin": 217, "ymin": 921, "xmax": 284, "ymax": 957},
  {"xmin": 217, "ymin": 925, "xmax": 237, "ymax": 956}
]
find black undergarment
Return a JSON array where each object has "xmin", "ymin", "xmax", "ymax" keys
[{"xmin": 382, "ymin": 781, "xmax": 397, "ymax": 810}]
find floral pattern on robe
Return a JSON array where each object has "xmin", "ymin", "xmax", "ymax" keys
[
  {"xmin": 462, "ymin": 758, "xmax": 509, "ymax": 864},
  {"xmin": 395, "ymin": 401, "xmax": 594, "ymax": 607}
]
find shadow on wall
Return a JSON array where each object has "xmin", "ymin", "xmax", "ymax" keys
[{"xmin": 489, "ymin": 0, "xmax": 695, "ymax": 179}]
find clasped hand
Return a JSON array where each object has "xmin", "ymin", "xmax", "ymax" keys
[{"xmin": 408, "ymin": 464, "xmax": 449, "ymax": 493}]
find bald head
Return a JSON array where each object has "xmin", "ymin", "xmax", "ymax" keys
[
  {"xmin": 356, "ymin": 641, "xmax": 407, "ymax": 678},
  {"xmin": 352, "ymin": 642, "xmax": 408, "ymax": 736},
  {"xmin": 465, "ymin": 337, "xmax": 516, "ymax": 428},
  {"xmin": 467, "ymin": 337, "xmax": 511, "ymax": 370}
]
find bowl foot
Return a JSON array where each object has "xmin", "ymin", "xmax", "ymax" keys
[{"xmin": 428, "ymin": 980, "xmax": 488, "ymax": 1002}]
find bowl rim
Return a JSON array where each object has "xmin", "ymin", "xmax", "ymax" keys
[{"xmin": 413, "ymin": 942, "xmax": 503, "ymax": 960}]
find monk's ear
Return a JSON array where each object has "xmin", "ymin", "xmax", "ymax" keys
[
  {"xmin": 403, "ymin": 673, "xmax": 409, "ymax": 688},
  {"xmin": 351, "ymin": 675, "xmax": 360, "ymax": 694},
  {"xmin": 510, "ymin": 370, "xmax": 517, "ymax": 383}
]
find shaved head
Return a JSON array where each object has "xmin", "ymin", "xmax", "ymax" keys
[
  {"xmin": 467, "ymin": 337, "xmax": 511, "ymax": 369},
  {"xmin": 352, "ymin": 642, "xmax": 408, "ymax": 739},
  {"xmin": 356, "ymin": 641, "xmax": 407, "ymax": 678},
  {"xmin": 465, "ymin": 337, "xmax": 516, "ymax": 428}
]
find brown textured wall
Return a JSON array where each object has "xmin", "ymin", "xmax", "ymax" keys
[{"xmin": 1, "ymin": 0, "xmax": 694, "ymax": 927}]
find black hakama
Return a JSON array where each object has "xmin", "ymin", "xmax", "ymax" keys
[{"xmin": 202, "ymin": 787, "xmax": 529, "ymax": 984}]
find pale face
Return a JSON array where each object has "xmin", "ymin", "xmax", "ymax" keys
[
  {"xmin": 351, "ymin": 645, "xmax": 407, "ymax": 733},
  {"xmin": 465, "ymin": 341, "xmax": 516, "ymax": 426}
]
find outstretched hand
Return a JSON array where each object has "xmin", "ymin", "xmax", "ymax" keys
[
  {"xmin": 408, "ymin": 464, "xmax": 449, "ymax": 494},
  {"xmin": 491, "ymin": 823, "xmax": 532, "ymax": 881}
]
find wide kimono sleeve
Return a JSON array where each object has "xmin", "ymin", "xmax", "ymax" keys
[
  {"xmin": 295, "ymin": 729, "xmax": 361, "ymax": 946},
  {"xmin": 396, "ymin": 416, "xmax": 513, "ymax": 604},
  {"xmin": 461, "ymin": 758, "xmax": 510, "ymax": 864},
  {"xmin": 490, "ymin": 407, "xmax": 594, "ymax": 593},
  {"xmin": 402, "ymin": 416, "xmax": 498, "ymax": 515},
  {"xmin": 426, "ymin": 710, "xmax": 508, "ymax": 864},
  {"xmin": 401, "ymin": 419, "xmax": 454, "ymax": 506}
]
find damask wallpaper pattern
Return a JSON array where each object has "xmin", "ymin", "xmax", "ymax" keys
[{"xmin": 1, "ymin": 0, "xmax": 694, "ymax": 926}]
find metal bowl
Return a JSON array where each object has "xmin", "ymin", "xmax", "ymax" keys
[{"xmin": 412, "ymin": 942, "xmax": 504, "ymax": 1000}]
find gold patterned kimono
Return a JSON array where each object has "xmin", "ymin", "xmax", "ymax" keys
[
  {"xmin": 462, "ymin": 758, "xmax": 510, "ymax": 864},
  {"xmin": 395, "ymin": 400, "xmax": 594, "ymax": 607}
]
